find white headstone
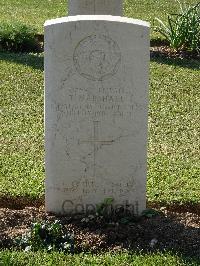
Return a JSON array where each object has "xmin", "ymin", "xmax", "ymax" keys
[
  {"xmin": 45, "ymin": 15, "xmax": 149, "ymax": 216},
  {"xmin": 68, "ymin": 0, "xmax": 123, "ymax": 16}
]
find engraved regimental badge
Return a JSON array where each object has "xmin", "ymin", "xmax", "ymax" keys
[{"xmin": 73, "ymin": 34, "xmax": 121, "ymax": 81}]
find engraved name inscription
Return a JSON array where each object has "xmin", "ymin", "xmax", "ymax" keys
[{"xmin": 51, "ymin": 86, "xmax": 140, "ymax": 120}]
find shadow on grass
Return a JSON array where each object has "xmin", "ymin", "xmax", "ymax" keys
[
  {"xmin": 151, "ymin": 54, "xmax": 200, "ymax": 70},
  {"xmin": 0, "ymin": 196, "xmax": 199, "ymax": 262},
  {"xmin": 1, "ymin": 51, "xmax": 199, "ymax": 72},
  {"xmin": 0, "ymin": 52, "xmax": 44, "ymax": 70}
]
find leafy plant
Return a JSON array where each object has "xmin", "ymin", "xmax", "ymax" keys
[
  {"xmin": 15, "ymin": 220, "xmax": 74, "ymax": 253},
  {"xmin": 154, "ymin": 1, "xmax": 200, "ymax": 52},
  {"xmin": 141, "ymin": 209, "xmax": 160, "ymax": 218},
  {"xmin": 0, "ymin": 21, "xmax": 38, "ymax": 52},
  {"xmin": 96, "ymin": 197, "xmax": 114, "ymax": 216}
]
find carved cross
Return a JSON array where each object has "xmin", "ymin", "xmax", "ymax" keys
[{"xmin": 79, "ymin": 121, "xmax": 114, "ymax": 177}]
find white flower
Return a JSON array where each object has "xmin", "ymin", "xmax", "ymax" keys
[
  {"xmin": 24, "ymin": 246, "xmax": 31, "ymax": 252},
  {"xmin": 149, "ymin": 238, "xmax": 158, "ymax": 248}
]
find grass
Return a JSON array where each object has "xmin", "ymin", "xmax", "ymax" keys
[
  {"xmin": 0, "ymin": 0, "xmax": 198, "ymax": 37},
  {"xmin": 1, "ymin": 2, "xmax": 199, "ymax": 203},
  {"xmin": 0, "ymin": 52, "xmax": 199, "ymax": 204},
  {"xmin": 0, "ymin": 53, "xmax": 44, "ymax": 198},
  {"xmin": 0, "ymin": 0, "xmax": 66, "ymax": 34},
  {"xmin": 148, "ymin": 58, "xmax": 200, "ymax": 204},
  {"xmin": 0, "ymin": 251, "xmax": 199, "ymax": 266}
]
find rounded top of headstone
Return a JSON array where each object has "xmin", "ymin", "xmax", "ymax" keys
[{"xmin": 68, "ymin": 0, "xmax": 123, "ymax": 16}]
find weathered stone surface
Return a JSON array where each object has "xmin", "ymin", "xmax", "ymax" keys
[
  {"xmin": 45, "ymin": 16, "xmax": 149, "ymax": 215},
  {"xmin": 68, "ymin": 0, "xmax": 123, "ymax": 16}
]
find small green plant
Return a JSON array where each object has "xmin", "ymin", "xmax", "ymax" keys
[
  {"xmin": 15, "ymin": 220, "xmax": 74, "ymax": 253},
  {"xmin": 154, "ymin": 1, "xmax": 200, "ymax": 52},
  {"xmin": 96, "ymin": 197, "xmax": 114, "ymax": 216},
  {"xmin": 0, "ymin": 21, "xmax": 38, "ymax": 52},
  {"xmin": 141, "ymin": 209, "xmax": 160, "ymax": 218}
]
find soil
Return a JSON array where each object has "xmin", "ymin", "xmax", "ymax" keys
[
  {"xmin": 150, "ymin": 45, "xmax": 200, "ymax": 60},
  {"xmin": 0, "ymin": 198, "xmax": 199, "ymax": 258},
  {"xmin": 150, "ymin": 39, "xmax": 200, "ymax": 60}
]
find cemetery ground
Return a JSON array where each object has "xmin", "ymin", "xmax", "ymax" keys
[{"xmin": 0, "ymin": 0, "xmax": 200, "ymax": 265}]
